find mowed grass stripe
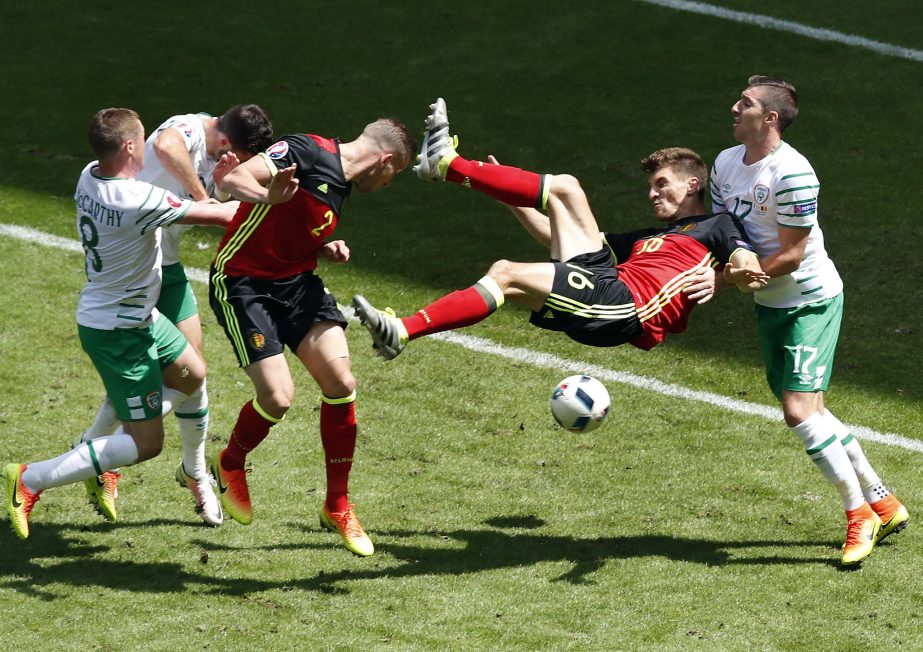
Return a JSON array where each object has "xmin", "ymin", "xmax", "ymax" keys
[{"xmin": 4, "ymin": 222, "xmax": 920, "ymax": 454}]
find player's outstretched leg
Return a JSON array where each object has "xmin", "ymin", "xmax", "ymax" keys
[
  {"xmin": 841, "ymin": 502, "xmax": 881, "ymax": 566},
  {"xmin": 870, "ymin": 494, "xmax": 909, "ymax": 543},
  {"xmin": 353, "ymin": 277, "xmax": 505, "ymax": 361},
  {"xmin": 352, "ymin": 295, "xmax": 408, "ymax": 360},
  {"xmin": 319, "ymin": 502, "xmax": 374, "ymax": 557},
  {"xmin": 3, "ymin": 463, "xmax": 41, "ymax": 539},
  {"xmin": 414, "ymin": 98, "xmax": 457, "ymax": 181},
  {"xmin": 413, "ymin": 98, "xmax": 549, "ymax": 209},
  {"xmin": 175, "ymin": 463, "xmax": 223, "ymax": 526}
]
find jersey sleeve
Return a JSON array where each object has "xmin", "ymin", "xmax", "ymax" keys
[
  {"xmin": 709, "ymin": 161, "xmax": 727, "ymax": 213},
  {"xmin": 130, "ymin": 182, "xmax": 194, "ymax": 235},
  {"xmin": 157, "ymin": 115, "xmax": 205, "ymax": 154},
  {"xmin": 263, "ymin": 134, "xmax": 320, "ymax": 173},
  {"xmin": 774, "ymin": 168, "xmax": 819, "ymax": 229},
  {"xmin": 603, "ymin": 227, "xmax": 658, "ymax": 264},
  {"xmin": 704, "ymin": 213, "xmax": 756, "ymax": 264}
]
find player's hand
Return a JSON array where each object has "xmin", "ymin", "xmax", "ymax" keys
[
  {"xmin": 321, "ymin": 240, "xmax": 350, "ymax": 263},
  {"xmin": 266, "ymin": 164, "xmax": 299, "ymax": 204},
  {"xmin": 487, "ymin": 155, "xmax": 500, "ymax": 165},
  {"xmin": 213, "ymin": 152, "xmax": 241, "ymax": 188},
  {"xmin": 724, "ymin": 264, "xmax": 770, "ymax": 292},
  {"xmin": 683, "ymin": 265, "xmax": 716, "ymax": 304}
]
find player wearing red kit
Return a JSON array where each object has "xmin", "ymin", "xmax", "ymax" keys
[
  {"xmin": 209, "ymin": 121, "xmax": 415, "ymax": 556},
  {"xmin": 353, "ymin": 99, "xmax": 766, "ymax": 360}
]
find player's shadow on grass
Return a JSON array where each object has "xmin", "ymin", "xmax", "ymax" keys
[
  {"xmin": 187, "ymin": 516, "xmax": 842, "ymax": 595},
  {"xmin": 0, "ymin": 515, "xmax": 846, "ymax": 599}
]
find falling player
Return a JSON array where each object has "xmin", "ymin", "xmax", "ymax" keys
[{"xmin": 354, "ymin": 99, "xmax": 767, "ymax": 363}]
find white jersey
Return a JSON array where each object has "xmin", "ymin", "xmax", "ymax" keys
[
  {"xmin": 710, "ymin": 142, "xmax": 842, "ymax": 308},
  {"xmin": 75, "ymin": 162, "xmax": 194, "ymax": 329},
  {"xmin": 137, "ymin": 113, "xmax": 216, "ymax": 266}
]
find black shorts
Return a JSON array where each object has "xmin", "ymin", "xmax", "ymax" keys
[
  {"xmin": 209, "ymin": 267, "xmax": 347, "ymax": 367},
  {"xmin": 529, "ymin": 247, "xmax": 643, "ymax": 347}
]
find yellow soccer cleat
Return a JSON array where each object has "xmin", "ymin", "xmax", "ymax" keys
[
  {"xmin": 209, "ymin": 449, "xmax": 252, "ymax": 525},
  {"xmin": 83, "ymin": 471, "xmax": 121, "ymax": 522},
  {"xmin": 870, "ymin": 494, "xmax": 909, "ymax": 544},
  {"xmin": 320, "ymin": 502, "xmax": 374, "ymax": 557},
  {"xmin": 841, "ymin": 503, "xmax": 881, "ymax": 566},
  {"xmin": 4, "ymin": 463, "xmax": 41, "ymax": 540}
]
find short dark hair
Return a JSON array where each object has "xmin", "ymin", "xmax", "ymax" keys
[
  {"xmin": 88, "ymin": 108, "xmax": 141, "ymax": 159},
  {"xmin": 747, "ymin": 75, "xmax": 799, "ymax": 132},
  {"xmin": 641, "ymin": 147, "xmax": 708, "ymax": 201},
  {"xmin": 218, "ymin": 104, "xmax": 274, "ymax": 155}
]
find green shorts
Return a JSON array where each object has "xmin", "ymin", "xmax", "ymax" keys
[
  {"xmin": 755, "ymin": 293, "xmax": 843, "ymax": 400},
  {"xmin": 78, "ymin": 314, "xmax": 188, "ymax": 422},
  {"xmin": 159, "ymin": 262, "xmax": 199, "ymax": 324}
]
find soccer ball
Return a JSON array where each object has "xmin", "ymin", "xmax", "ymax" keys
[{"xmin": 550, "ymin": 375, "xmax": 610, "ymax": 433}]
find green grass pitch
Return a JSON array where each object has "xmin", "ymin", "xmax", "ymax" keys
[{"xmin": 0, "ymin": 1, "xmax": 921, "ymax": 650}]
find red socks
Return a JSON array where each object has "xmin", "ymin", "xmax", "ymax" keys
[
  {"xmin": 446, "ymin": 157, "xmax": 545, "ymax": 208},
  {"xmin": 222, "ymin": 400, "xmax": 277, "ymax": 470},
  {"xmin": 321, "ymin": 397, "xmax": 357, "ymax": 514},
  {"xmin": 402, "ymin": 284, "xmax": 499, "ymax": 340},
  {"xmin": 221, "ymin": 397, "xmax": 357, "ymax": 515}
]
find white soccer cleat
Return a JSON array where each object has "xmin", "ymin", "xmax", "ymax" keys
[
  {"xmin": 413, "ymin": 97, "xmax": 458, "ymax": 181},
  {"xmin": 175, "ymin": 463, "xmax": 223, "ymax": 527},
  {"xmin": 351, "ymin": 295, "xmax": 408, "ymax": 360}
]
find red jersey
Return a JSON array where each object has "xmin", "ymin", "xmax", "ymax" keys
[
  {"xmin": 604, "ymin": 213, "xmax": 754, "ymax": 350},
  {"xmin": 214, "ymin": 134, "xmax": 351, "ymax": 279}
]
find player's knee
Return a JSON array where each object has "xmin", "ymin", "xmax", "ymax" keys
[
  {"xmin": 133, "ymin": 434, "xmax": 164, "ymax": 462},
  {"xmin": 487, "ymin": 260, "xmax": 515, "ymax": 288},
  {"xmin": 550, "ymin": 174, "xmax": 583, "ymax": 202},
  {"xmin": 323, "ymin": 373, "xmax": 356, "ymax": 400},
  {"xmin": 258, "ymin": 387, "xmax": 295, "ymax": 417}
]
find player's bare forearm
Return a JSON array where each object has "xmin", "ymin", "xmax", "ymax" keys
[
  {"xmin": 725, "ymin": 250, "xmax": 769, "ymax": 292},
  {"xmin": 154, "ymin": 129, "xmax": 209, "ymax": 201},
  {"xmin": 509, "ymin": 205, "xmax": 552, "ymax": 248},
  {"xmin": 487, "ymin": 155, "xmax": 552, "ymax": 248},
  {"xmin": 219, "ymin": 162, "xmax": 298, "ymax": 205},
  {"xmin": 179, "ymin": 200, "xmax": 240, "ymax": 227},
  {"xmin": 760, "ymin": 225, "xmax": 810, "ymax": 278}
]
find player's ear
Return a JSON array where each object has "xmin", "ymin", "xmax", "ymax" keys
[
  {"xmin": 687, "ymin": 176, "xmax": 700, "ymax": 196},
  {"xmin": 765, "ymin": 110, "xmax": 780, "ymax": 129}
]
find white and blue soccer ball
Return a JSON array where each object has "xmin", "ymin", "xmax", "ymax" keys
[{"xmin": 550, "ymin": 375, "xmax": 610, "ymax": 433}]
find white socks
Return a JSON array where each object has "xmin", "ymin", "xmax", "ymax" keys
[
  {"xmin": 822, "ymin": 410, "xmax": 890, "ymax": 504},
  {"xmin": 790, "ymin": 412, "xmax": 864, "ymax": 511},
  {"xmin": 175, "ymin": 380, "xmax": 209, "ymax": 481},
  {"xmin": 21, "ymin": 434, "xmax": 139, "ymax": 493}
]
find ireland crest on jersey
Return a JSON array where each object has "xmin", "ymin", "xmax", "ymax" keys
[{"xmin": 753, "ymin": 184, "xmax": 770, "ymax": 205}]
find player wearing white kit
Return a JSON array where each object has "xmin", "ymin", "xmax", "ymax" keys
[
  {"xmin": 79, "ymin": 106, "xmax": 272, "ymax": 526},
  {"xmin": 2, "ymin": 108, "xmax": 237, "ymax": 539},
  {"xmin": 710, "ymin": 75, "xmax": 908, "ymax": 566}
]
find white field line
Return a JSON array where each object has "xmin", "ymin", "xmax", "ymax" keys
[
  {"xmin": 3, "ymin": 222, "xmax": 921, "ymax": 453},
  {"xmin": 637, "ymin": 0, "xmax": 923, "ymax": 63}
]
